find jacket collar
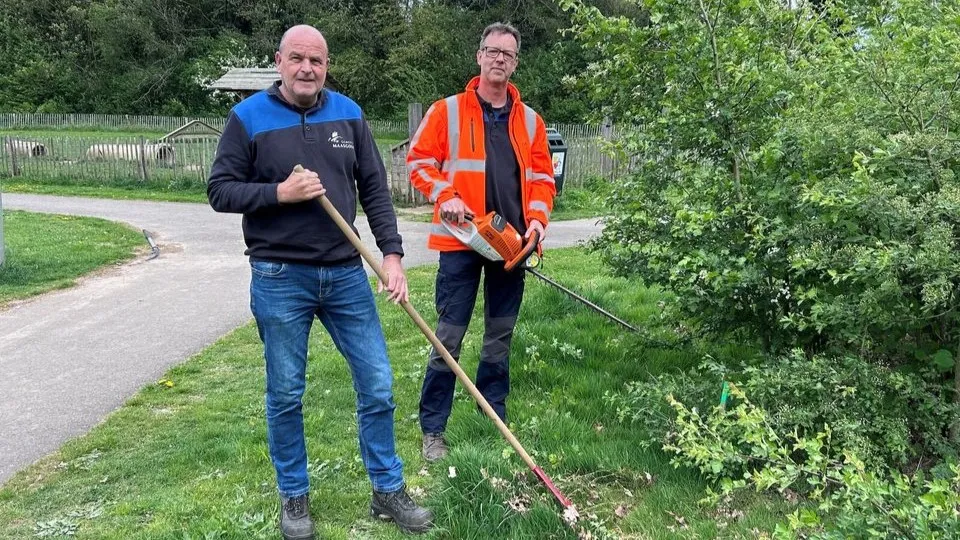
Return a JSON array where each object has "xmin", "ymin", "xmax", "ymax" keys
[
  {"xmin": 267, "ymin": 81, "xmax": 328, "ymax": 114},
  {"xmin": 464, "ymin": 76, "xmax": 521, "ymax": 108}
]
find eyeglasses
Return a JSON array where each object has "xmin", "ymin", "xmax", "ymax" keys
[{"xmin": 481, "ymin": 47, "xmax": 518, "ymax": 62}]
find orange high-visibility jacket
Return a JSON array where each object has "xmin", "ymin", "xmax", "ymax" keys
[{"xmin": 407, "ymin": 77, "xmax": 556, "ymax": 252}]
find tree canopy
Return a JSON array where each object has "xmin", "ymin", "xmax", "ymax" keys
[{"xmin": 0, "ymin": 0, "xmax": 636, "ymax": 121}]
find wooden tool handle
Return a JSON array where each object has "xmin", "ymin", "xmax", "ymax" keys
[{"xmin": 292, "ymin": 164, "xmax": 539, "ymax": 471}]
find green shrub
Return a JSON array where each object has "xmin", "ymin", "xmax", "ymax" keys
[
  {"xmin": 607, "ymin": 351, "xmax": 958, "ymax": 471},
  {"xmin": 568, "ymin": 0, "xmax": 960, "ymax": 362},
  {"xmin": 662, "ymin": 384, "xmax": 960, "ymax": 539}
]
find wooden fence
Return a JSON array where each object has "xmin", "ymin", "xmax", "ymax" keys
[
  {"xmin": 0, "ymin": 134, "xmax": 398, "ymax": 188},
  {"xmin": 0, "ymin": 135, "xmax": 219, "ymax": 185},
  {"xmin": 0, "ymin": 113, "xmax": 407, "ymax": 139},
  {"xmin": 0, "ymin": 112, "xmax": 628, "ymax": 204}
]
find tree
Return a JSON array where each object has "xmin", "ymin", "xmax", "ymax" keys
[{"xmin": 565, "ymin": 0, "xmax": 960, "ymax": 368}]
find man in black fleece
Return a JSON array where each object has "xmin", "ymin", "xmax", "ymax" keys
[{"xmin": 207, "ymin": 24, "xmax": 432, "ymax": 540}]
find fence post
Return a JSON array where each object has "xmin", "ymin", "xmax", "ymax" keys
[
  {"xmin": 600, "ymin": 117, "xmax": 614, "ymax": 179},
  {"xmin": 6, "ymin": 136, "xmax": 19, "ymax": 177},
  {"xmin": 138, "ymin": 136, "xmax": 149, "ymax": 182}
]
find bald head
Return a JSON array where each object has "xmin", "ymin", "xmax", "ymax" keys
[
  {"xmin": 279, "ymin": 25, "xmax": 326, "ymax": 54},
  {"xmin": 275, "ymin": 25, "xmax": 329, "ymax": 108}
]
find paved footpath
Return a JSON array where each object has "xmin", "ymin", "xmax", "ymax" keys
[{"xmin": 0, "ymin": 193, "xmax": 602, "ymax": 485}]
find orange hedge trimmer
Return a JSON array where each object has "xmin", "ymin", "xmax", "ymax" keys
[{"xmin": 442, "ymin": 212, "xmax": 639, "ymax": 333}]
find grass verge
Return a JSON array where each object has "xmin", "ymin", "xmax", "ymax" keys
[
  {"xmin": 0, "ymin": 210, "xmax": 146, "ymax": 305},
  {"xmin": 2, "ymin": 179, "xmax": 208, "ymax": 203},
  {"xmin": 0, "ymin": 248, "xmax": 790, "ymax": 538}
]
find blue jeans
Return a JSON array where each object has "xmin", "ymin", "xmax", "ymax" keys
[
  {"xmin": 250, "ymin": 260, "xmax": 404, "ymax": 497},
  {"xmin": 419, "ymin": 251, "xmax": 525, "ymax": 434}
]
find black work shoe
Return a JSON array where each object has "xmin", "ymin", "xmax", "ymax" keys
[
  {"xmin": 421, "ymin": 432, "xmax": 449, "ymax": 462},
  {"xmin": 371, "ymin": 485, "xmax": 434, "ymax": 533},
  {"xmin": 280, "ymin": 494, "xmax": 315, "ymax": 540}
]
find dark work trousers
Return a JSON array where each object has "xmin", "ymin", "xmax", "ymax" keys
[{"xmin": 419, "ymin": 250, "xmax": 525, "ymax": 434}]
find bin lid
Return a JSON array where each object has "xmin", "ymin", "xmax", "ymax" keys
[{"xmin": 545, "ymin": 128, "xmax": 565, "ymax": 148}]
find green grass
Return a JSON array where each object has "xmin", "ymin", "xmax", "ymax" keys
[
  {"xmin": 0, "ymin": 210, "xmax": 147, "ymax": 304},
  {"xmin": 3, "ymin": 179, "xmax": 209, "ymax": 202},
  {"xmin": 0, "ymin": 249, "xmax": 790, "ymax": 538},
  {"xmin": 550, "ymin": 183, "xmax": 610, "ymax": 221}
]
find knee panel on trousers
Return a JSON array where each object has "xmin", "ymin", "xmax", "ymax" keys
[
  {"xmin": 480, "ymin": 315, "xmax": 517, "ymax": 364},
  {"xmin": 427, "ymin": 322, "xmax": 469, "ymax": 371}
]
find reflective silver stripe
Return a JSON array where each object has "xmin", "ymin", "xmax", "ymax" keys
[
  {"xmin": 430, "ymin": 180, "xmax": 452, "ymax": 202},
  {"xmin": 529, "ymin": 201, "xmax": 551, "ymax": 216},
  {"xmin": 523, "ymin": 105, "xmax": 537, "ymax": 144},
  {"xmin": 445, "ymin": 96, "xmax": 460, "ymax": 161},
  {"xmin": 410, "ymin": 103, "xmax": 437, "ymax": 148},
  {"xmin": 416, "ymin": 168, "xmax": 436, "ymax": 189},
  {"xmin": 528, "ymin": 172, "xmax": 555, "ymax": 184},
  {"xmin": 452, "ymin": 158, "xmax": 485, "ymax": 172},
  {"xmin": 430, "ymin": 224, "xmax": 455, "ymax": 237},
  {"xmin": 407, "ymin": 158, "xmax": 439, "ymax": 174}
]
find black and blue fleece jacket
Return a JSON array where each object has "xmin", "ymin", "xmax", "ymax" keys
[{"xmin": 208, "ymin": 82, "xmax": 403, "ymax": 266}]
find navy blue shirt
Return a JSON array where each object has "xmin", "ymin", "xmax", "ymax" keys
[
  {"xmin": 477, "ymin": 91, "xmax": 524, "ymax": 235},
  {"xmin": 208, "ymin": 82, "xmax": 402, "ymax": 266}
]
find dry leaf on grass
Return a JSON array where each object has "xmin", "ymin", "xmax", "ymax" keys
[
  {"xmin": 667, "ymin": 511, "xmax": 688, "ymax": 530},
  {"xmin": 716, "ymin": 506, "xmax": 745, "ymax": 521},
  {"xmin": 562, "ymin": 505, "xmax": 581, "ymax": 525},
  {"xmin": 507, "ymin": 495, "xmax": 531, "ymax": 514},
  {"xmin": 614, "ymin": 504, "xmax": 631, "ymax": 518}
]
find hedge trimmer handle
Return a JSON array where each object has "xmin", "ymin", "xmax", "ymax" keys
[{"xmin": 505, "ymin": 229, "xmax": 540, "ymax": 272}]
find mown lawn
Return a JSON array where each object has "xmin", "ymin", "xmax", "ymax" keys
[
  {"xmin": 0, "ymin": 249, "xmax": 790, "ymax": 538},
  {"xmin": 0, "ymin": 210, "xmax": 146, "ymax": 305}
]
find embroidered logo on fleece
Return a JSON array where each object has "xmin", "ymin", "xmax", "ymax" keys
[{"xmin": 328, "ymin": 131, "xmax": 354, "ymax": 150}]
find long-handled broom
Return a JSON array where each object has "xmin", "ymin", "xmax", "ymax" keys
[{"xmin": 295, "ymin": 165, "xmax": 574, "ymax": 510}]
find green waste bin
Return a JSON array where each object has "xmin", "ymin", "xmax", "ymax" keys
[{"xmin": 545, "ymin": 128, "xmax": 567, "ymax": 195}]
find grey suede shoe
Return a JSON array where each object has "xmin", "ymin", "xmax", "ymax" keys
[
  {"xmin": 371, "ymin": 485, "xmax": 434, "ymax": 533},
  {"xmin": 421, "ymin": 432, "xmax": 449, "ymax": 462},
  {"xmin": 280, "ymin": 494, "xmax": 315, "ymax": 540}
]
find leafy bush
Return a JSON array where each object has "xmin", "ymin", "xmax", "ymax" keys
[
  {"xmin": 663, "ymin": 384, "xmax": 960, "ymax": 539},
  {"xmin": 567, "ymin": 0, "xmax": 960, "ymax": 534},
  {"xmin": 565, "ymin": 0, "xmax": 960, "ymax": 361},
  {"xmin": 607, "ymin": 350, "xmax": 958, "ymax": 471}
]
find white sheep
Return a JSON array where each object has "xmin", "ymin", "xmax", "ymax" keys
[
  {"xmin": 8, "ymin": 139, "xmax": 47, "ymax": 157},
  {"xmin": 84, "ymin": 143, "xmax": 175, "ymax": 166}
]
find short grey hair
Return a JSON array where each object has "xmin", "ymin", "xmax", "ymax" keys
[{"xmin": 480, "ymin": 22, "xmax": 521, "ymax": 52}]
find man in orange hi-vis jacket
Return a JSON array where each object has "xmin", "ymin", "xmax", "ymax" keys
[{"xmin": 407, "ymin": 22, "xmax": 556, "ymax": 463}]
